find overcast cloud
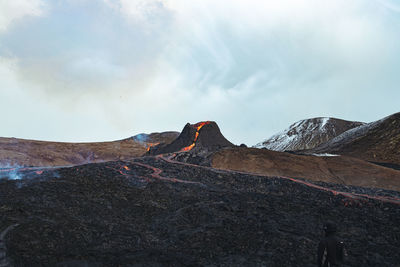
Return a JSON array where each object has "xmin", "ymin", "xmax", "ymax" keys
[{"xmin": 0, "ymin": 0, "xmax": 400, "ymax": 144}]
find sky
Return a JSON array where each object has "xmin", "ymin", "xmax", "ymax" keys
[{"xmin": 0, "ymin": 0, "xmax": 400, "ymax": 145}]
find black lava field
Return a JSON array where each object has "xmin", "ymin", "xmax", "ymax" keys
[{"xmin": 0, "ymin": 155, "xmax": 399, "ymax": 267}]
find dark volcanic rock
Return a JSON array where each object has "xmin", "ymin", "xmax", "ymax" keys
[
  {"xmin": 0, "ymin": 157, "xmax": 399, "ymax": 266},
  {"xmin": 147, "ymin": 121, "xmax": 234, "ymax": 155}
]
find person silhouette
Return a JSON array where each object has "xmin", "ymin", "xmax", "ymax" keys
[{"xmin": 317, "ymin": 221, "xmax": 346, "ymax": 267}]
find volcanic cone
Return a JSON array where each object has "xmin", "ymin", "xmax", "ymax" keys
[{"xmin": 147, "ymin": 121, "xmax": 234, "ymax": 155}]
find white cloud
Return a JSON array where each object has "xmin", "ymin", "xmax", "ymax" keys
[
  {"xmin": 104, "ymin": 0, "xmax": 168, "ymax": 23},
  {"xmin": 0, "ymin": 0, "xmax": 45, "ymax": 32},
  {"xmin": 1, "ymin": 0, "xmax": 400, "ymax": 144},
  {"xmin": 377, "ymin": 0, "xmax": 400, "ymax": 12}
]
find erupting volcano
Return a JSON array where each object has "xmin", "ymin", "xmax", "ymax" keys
[
  {"xmin": 180, "ymin": 121, "xmax": 211, "ymax": 152},
  {"xmin": 2, "ymin": 114, "xmax": 400, "ymax": 266},
  {"xmin": 147, "ymin": 121, "xmax": 234, "ymax": 155}
]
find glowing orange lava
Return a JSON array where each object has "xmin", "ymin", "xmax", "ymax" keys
[
  {"xmin": 180, "ymin": 121, "xmax": 211, "ymax": 152},
  {"xmin": 146, "ymin": 142, "xmax": 159, "ymax": 152},
  {"xmin": 181, "ymin": 143, "xmax": 195, "ymax": 151},
  {"xmin": 123, "ymin": 166, "xmax": 130, "ymax": 171},
  {"xmin": 194, "ymin": 121, "xmax": 211, "ymax": 132}
]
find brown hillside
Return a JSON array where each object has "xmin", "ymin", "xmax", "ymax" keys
[
  {"xmin": 308, "ymin": 112, "xmax": 400, "ymax": 164},
  {"xmin": 212, "ymin": 147, "xmax": 400, "ymax": 191},
  {"xmin": 0, "ymin": 132, "xmax": 178, "ymax": 167}
]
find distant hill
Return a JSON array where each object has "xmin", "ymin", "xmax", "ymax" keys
[
  {"xmin": 307, "ymin": 112, "xmax": 400, "ymax": 165},
  {"xmin": 0, "ymin": 131, "xmax": 179, "ymax": 167},
  {"xmin": 212, "ymin": 147, "xmax": 400, "ymax": 191},
  {"xmin": 254, "ymin": 117, "xmax": 363, "ymax": 151}
]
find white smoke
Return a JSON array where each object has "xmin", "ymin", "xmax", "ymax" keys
[{"xmin": 0, "ymin": 162, "xmax": 24, "ymax": 180}]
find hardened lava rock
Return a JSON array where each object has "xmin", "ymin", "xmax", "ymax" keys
[{"xmin": 0, "ymin": 157, "xmax": 399, "ymax": 266}]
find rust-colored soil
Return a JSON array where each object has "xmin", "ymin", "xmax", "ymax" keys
[
  {"xmin": 0, "ymin": 132, "xmax": 174, "ymax": 167},
  {"xmin": 212, "ymin": 147, "xmax": 400, "ymax": 191},
  {"xmin": 0, "ymin": 137, "xmax": 147, "ymax": 167}
]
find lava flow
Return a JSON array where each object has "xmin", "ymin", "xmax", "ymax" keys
[
  {"xmin": 157, "ymin": 154, "xmax": 400, "ymax": 206},
  {"xmin": 180, "ymin": 121, "xmax": 211, "ymax": 152},
  {"xmin": 106, "ymin": 165, "xmax": 131, "ymax": 176},
  {"xmin": 105, "ymin": 161, "xmax": 205, "ymax": 186},
  {"xmin": 133, "ymin": 161, "xmax": 205, "ymax": 185},
  {"xmin": 146, "ymin": 143, "xmax": 159, "ymax": 152}
]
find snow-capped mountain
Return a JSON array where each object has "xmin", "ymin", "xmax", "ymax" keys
[{"xmin": 254, "ymin": 117, "xmax": 364, "ymax": 151}]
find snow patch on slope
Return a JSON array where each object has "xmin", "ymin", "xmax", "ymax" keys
[
  {"xmin": 320, "ymin": 117, "xmax": 329, "ymax": 130},
  {"xmin": 254, "ymin": 118, "xmax": 332, "ymax": 151},
  {"xmin": 312, "ymin": 153, "xmax": 339, "ymax": 157}
]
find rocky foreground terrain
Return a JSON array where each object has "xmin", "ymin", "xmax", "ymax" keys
[{"xmin": 1, "ymin": 155, "xmax": 399, "ymax": 267}]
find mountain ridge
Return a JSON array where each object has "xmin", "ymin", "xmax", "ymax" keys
[
  {"xmin": 254, "ymin": 117, "xmax": 364, "ymax": 151},
  {"xmin": 306, "ymin": 112, "xmax": 400, "ymax": 164}
]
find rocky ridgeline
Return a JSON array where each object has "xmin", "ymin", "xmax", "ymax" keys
[
  {"xmin": 254, "ymin": 118, "xmax": 363, "ymax": 151},
  {"xmin": 0, "ymin": 156, "xmax": 399, "ymax": 266}
]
